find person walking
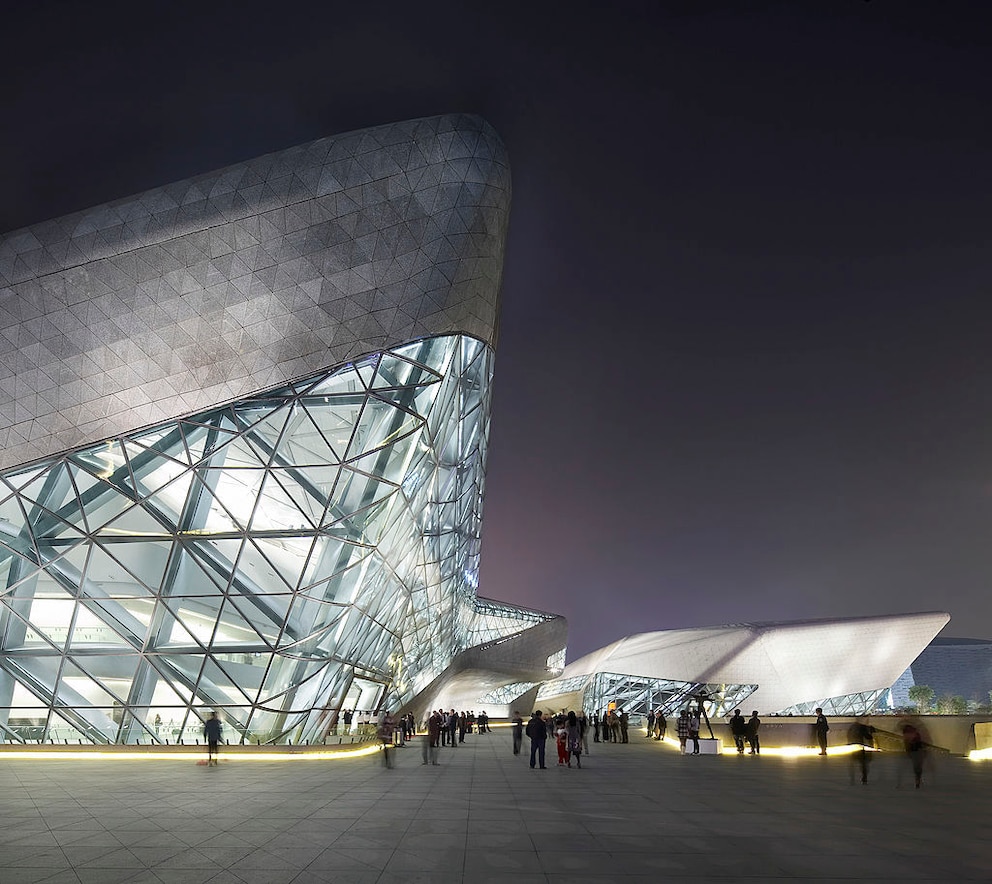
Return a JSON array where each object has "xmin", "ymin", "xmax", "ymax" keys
[
  {"xmin": 511, "ymin": 710, "xmax": 524, "ymax": 755},
  {"xmin": 900, "ymin": 721, "xmax": 926, "ymax": 788},
  {"xmin": 526, "ymin": 710, "xmax": 548, "ymax": 769},
  {"xmin": 593, "ymin": 710, "xmax": 600, "ymax": 743},
  {"xmin": 422, "ymin": 709, "xmax": 442, "ymax": 765},
  {"xmin": 379, "ymin": 711, "xmax": 395, "ymax": 768},
  {"xmin": 814, "ymin": 708, "xmax": 830, "ymax": 756},
  {"xmin": 746, "ymin": 711, "xmax": 761, "ymax": 755},
  {"xmin": 848, "ymin": 716, "xmax": 875, "ymax": 784},
  {"xmin": 203, "ymin": 711, "xmax": 222, "ymax": 766}
]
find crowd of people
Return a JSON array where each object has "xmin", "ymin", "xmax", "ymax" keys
[
  {"xmin": 522, "ymin": 709, "xmax": 590, "ymax": 768},
  {"xmin": 338, "ymin": 702, "xmax": 936, "ymax": 789}
]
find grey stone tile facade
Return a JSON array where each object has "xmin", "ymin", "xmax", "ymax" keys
[{"xmin": 0, "ymin": 113, "xmax": 510, "ymax": 470}]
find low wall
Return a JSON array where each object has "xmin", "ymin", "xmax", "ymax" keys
[{"xmin": 690, "ymin": 715, "xmax": 991, "ymax": 755}]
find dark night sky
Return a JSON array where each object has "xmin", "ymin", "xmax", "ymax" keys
[{"xmin": 3, "ymin": 2, "xmax": 992, "ymax": 660}]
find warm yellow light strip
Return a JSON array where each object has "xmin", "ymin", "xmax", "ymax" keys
[
  {"xmin": 656, "ymin": 735, "xmax": 872, "ymax": 757},
  {"xmin": 968, "ymin": 747, "xmax": 992, "ymax": 761},
  {"xmin": 0, "ymin": 745, "xmax": 381, "ymax": 762}
]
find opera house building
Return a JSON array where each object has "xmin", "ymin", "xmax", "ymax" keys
[
  {"xmin": 0, "ymin": 115, "xmax": 565, "ymax": 745},
  {"xmin": 0, "ymin": 115, "xmax": 955, "ymax": 745}
]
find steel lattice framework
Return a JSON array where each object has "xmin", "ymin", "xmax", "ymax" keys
[
  {"xmin": 0, "ymin": 333, "xmax": 545, "ymax": 744},
  {"xmin": 537, "ymin": 671, "xmax": 758, "ymax": 719}
]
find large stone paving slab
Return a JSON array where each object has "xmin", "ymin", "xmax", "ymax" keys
[{"xmin": 0, "ymin": 731, "xmax": 988, "ymax": 882}]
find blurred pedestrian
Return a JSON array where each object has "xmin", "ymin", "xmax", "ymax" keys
[
  {"xmin": 203, "ymin": 711, "xmax": 222, "ymax": 766},
  {"xmin": 900, "ymin": 721, "xmax": 926, "ymax": 788},
  {"xmin": 511, "ymin": 710, "xmax": 524, "ymax": 755},
  {"xmin": 848, "ymin": 716, "xmax": 875, "ymax": 784}
]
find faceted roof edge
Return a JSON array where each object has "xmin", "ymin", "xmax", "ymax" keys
[{"xmin": 0, "ymin": 114, "xmax": 510, "ymax": 469}]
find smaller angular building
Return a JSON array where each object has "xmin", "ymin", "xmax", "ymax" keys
[{"xmin": 536, "ymin": 612, "xmax": 950, "ymax": 719}]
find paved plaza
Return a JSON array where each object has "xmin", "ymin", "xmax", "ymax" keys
[{"xmin": 0, "ymin": 729, "xmax": 988, "ymax": 883}]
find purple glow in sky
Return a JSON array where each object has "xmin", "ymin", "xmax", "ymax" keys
[{"xmin": 3, "ymin": 2, "xmax": 991, "ymax": 659}]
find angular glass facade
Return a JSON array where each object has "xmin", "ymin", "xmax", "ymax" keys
[
  {"xmin": 0, "ymin": 333, "xmax": 532, "ymax": 745},
  {"xmin": 537, "ymin": 671, "xmax": 758, "ymax": 719}
]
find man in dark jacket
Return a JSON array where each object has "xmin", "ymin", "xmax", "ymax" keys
[
  {"xmin": 525, "ymin": 710, "xmax": 547, "ymax": 769},
  {"xmin": 203, "ymin": 712, "xmax": 222, "ymax": 766},
  {"xmin": 511, "ymin": 711, "xmax": 524, "ymax": 755},
  {"xmin": 746, "ymin": 711, "xmax": 761, "ymax": 755},
  {"xmin": 729, "ymin": 709, "xmax": 747, "ymax": 754},
  {"xmin": 814, "ymin": 708, "xmax": 830, "ymax": 755}
]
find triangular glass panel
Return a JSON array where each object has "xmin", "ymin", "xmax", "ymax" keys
[
  {"xmin": 157, "ymin": 599, "xmax": 217, "ymax": 648},
  {"xmin": 157, "ymin": 653, "xmax": 207, "ymax": 688},
  {"xmin": 66, "ymin": 600, "xmax": 138, "ymax": 650},
  {"xmin": 232, "ymin": 401, "xmax": 292, "ymax": 457},
  {"xmin": 306, "ymin": 365, "xmax": 366, "ymax": 397},
  {"xmin": 275, "ymin": 407, "xmax": 344, "ymax": 467},
  {"xmin": 161, "ymin": 543, "xmax": 229, "ymax": 598},
  {"xmin": 324, "ymin": 466, "xmax": 398, "ymax": 525},
  {"xmin": 197, "ymin": 655, "xmax": 255, "ymax": 705},
  {"xmin": 346, "ymin": 396, "xmax": 420, "ymax": 460},
  {"xmin": 211, "ymin": 596, "xmax": 276, "ymax": 650},
  {"xmin": 370, "ymin": 351, "xmax": 442, "ymax": 390},
  {"xmin": 184, "ymin": 472, "xmax": 252, "ymax": 532},
  {"xmin": 83, "ymin": 541, "xmax": 169, "ymax": 598},
  {"xmin": 24, "ymin": 592, "xmax": 77, "ymax": 646},
  {"xmin": 61, "ymin": 655, "xmax": 139, "ymax": 705},
  {"xmin": 139, "ymin": 469, "xmax": 195, "ymax": 527},
  {"xmin": 16, "ymin": 462, "xmax": 75, "ymax": 516},
  {"xmin": 249, "ymin": 472, "xmax": 317, "ymax": 532},
  {"xmin": 77, "ymin": 596, "xmax": 148, "ymax": 648},
  {"xmin": 235, "ymin": 535, "xmax": 299, "ymax": 593},
  {"xmin": 179, "ymin": 419, "xmax": 239, "ymax": 465},
  {"xmin": 124, "ymin": 439, "xmax": 191, "ymax": 496},
  {"xmin": 95, "ymin": 501, "xmax": 172, "ymax": 540},
  {"xmin": 128, "ymin": 424, "xmax": 191, "ymax": 464},
  {"xmin": 222, "ymin": 593, "xmax": 284, "ymax": 646},
  {"xmin": 347, "ymin": 432, "xmax": 421, "ymax": 486},
  {"xmin": 70, "ymin": 441, "xmax": 131, "ymax": 490},
  {"xmin": 33, "ymin": 514, "xmax": 87, "ymax": 554},
  {"xmin": 305, "ymin": 394, "xmax": 364, "ymax": 456},
  {"xmin": 264, "ymin": 467, "xmax": 336, "ymax": 529},
  {"xmin": 0, "ymin": 487, "xmax": 28, "ymax": 532},
  {"xmin": 79, "ymin": 484, "xmax": 139, "ymax": 535},
  {"xmin": 145, "ymin": 672, "xmax": 195, "ymax": 709},
  {"xmin": 202, "ymin": 430, "xmax": 271, "ymax": 472},
  {"xmin": 2, "ymin": 465, "xmax": 49, "ymax": 496}
]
